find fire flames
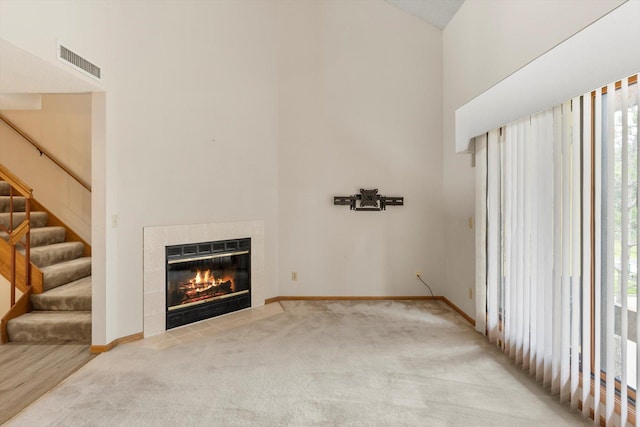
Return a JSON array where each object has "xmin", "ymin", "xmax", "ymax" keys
[
  {"xmin": 176, "ymin": 270, "xmax": 235, "ymax": 304},
  {"xmin": 187, "ymin": 269, "xmax": 231, "ymax": 290},
  {"xmin": 192, "ymin": 269, "xmax": 213, "ymax": 287}
]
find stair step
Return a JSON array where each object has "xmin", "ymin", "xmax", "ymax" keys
[
  {"xmin": 31, "ymin": 276, "xmax": 92, "ymax": 311},
  {"xmin": 31, "ymin": 226, "xmax": 68, "ymax": 247},
  {"xmin": 22, "ymin": 241, "xmax": 85, "ymax": 268},
  {"xmin": 0, "ymin": 196, "xmax": 26, "ymax": 213},
  {"xmin": 41, "ymin": 257, "xmax": 91, "ymax": 292},
  {"xmin": 6, "ymin": 311, "xmax": 91, "ymax": 343},
  {"xmin": 0, "ymin": 226, "xmax": 67, "ymax": 248},
  {"xmin": 0, "ymin": 181, "xmax": 9, "ymax": 196},
  {"xmin": 0, "ymin": 211, "xmax": 48, "ymax": 230}
]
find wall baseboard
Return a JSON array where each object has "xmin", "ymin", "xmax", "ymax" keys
[
  {"xmin": 440, "ymin": 296, "xmax": 475, "ymax": 327},
  {"xmin": 90, "ymin": 332, "xmax": 143, "ymax": 354},
  {"xmin": 265, "ymin": 296, "xmax": 437, "ymax": 304},
  {"xmin": 91, "ymin": 297, "xmax": 475, "ymax": 354},
  {"xmin": 264, "ymin": 296, "xmax": 475, "ymax": 327}
]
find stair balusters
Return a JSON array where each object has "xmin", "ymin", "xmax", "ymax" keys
[{"xmin": 0, "ymin": 165, "xmax": 33, "ymax": 343}]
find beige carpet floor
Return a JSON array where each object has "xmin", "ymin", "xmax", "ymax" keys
[{"xmin": 6, "ymin": 301, "xmax": 590, "ymax": 426}]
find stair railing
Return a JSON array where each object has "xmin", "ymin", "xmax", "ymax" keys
[
  {"xmin": 0, "ymin": 113, "xmax": 91, "ymax": 192},
  {"xmin": 0, "ymin": 114, "xmax": 90, "ymax": 342},
  {"xmin": 0, "ymin": 164, "xmax": 32, "ymax": 306}
]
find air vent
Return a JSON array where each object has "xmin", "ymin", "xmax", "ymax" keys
[{"xmin": 57, "ymin": 42, "xmax": 101, "ymax": 80}]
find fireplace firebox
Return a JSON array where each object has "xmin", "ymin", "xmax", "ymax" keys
[{"xmin": 166, "ymin": 238, "xmax": 250, "ymax": 329}]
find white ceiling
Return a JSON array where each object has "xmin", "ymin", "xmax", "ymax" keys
[{"xmin": 386, "ymin": 0, "xmax": 465, "ymax": 29}]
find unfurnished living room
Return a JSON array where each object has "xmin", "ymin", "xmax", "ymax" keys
[{"xmin": 0, "ymin": 0, "xmax": 639, "ymax": 425}]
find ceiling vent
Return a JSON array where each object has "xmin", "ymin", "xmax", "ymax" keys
[{"xmin": 57, "ymin": 42, "xmax": 101, "ymax": 81}]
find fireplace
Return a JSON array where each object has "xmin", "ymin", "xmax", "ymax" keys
[{"xmin": 166, "ymin": 238, "xmax": 251, "ymax": 329}]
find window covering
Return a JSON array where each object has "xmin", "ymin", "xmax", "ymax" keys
[{"xmin": 475, "ymin": 74, "xmax": 640, "ymax": 426}]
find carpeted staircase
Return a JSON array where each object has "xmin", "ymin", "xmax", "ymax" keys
[{"xmin": 0, "ymin": 180, "xmax": 91, "ymax": 343}]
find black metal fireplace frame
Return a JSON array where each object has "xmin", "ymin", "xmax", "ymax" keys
[{"xmin": 165, "ymin": 237, "xmax": 251, "ymax": 330}]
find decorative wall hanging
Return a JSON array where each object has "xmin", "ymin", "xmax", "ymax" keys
[{"xmin": 333, "ymin": 189, "xmax": 403, "ymax": 212}]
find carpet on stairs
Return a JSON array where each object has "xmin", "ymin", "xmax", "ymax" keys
[
  {"xmin": 30, "ymin": 277, "xmax": 92, "ymax": 311},
  {"xmin": 6, "ymin": 311, "xmax": 91, "ymax": 343},
  {"xmin": 0, "ymin": 180, "xmax": 92, "ymax": 345}
]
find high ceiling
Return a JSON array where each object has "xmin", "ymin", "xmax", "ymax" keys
[
  {"xmin": 0, "ymin": 1, "xmax": 466, "ymax": 96},
  {"xmin": 386, "ymin": 0, "xmax": 465, "ymax": 29}
]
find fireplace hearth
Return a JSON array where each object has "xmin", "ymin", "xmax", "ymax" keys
[{"xmin": 166, "ymin": 238, "xmax": 251, "ymax": 329}]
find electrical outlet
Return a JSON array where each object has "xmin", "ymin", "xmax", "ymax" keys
[
  {"xmin": 291, "ymin": 272, "xmax": 298, "ymax": 281},
  {"xmin": 111, "ymin": 214, "xmax": 118, "ymax": 228},
  {"xmin": 416, "ymin": 271, "xmax": 422, "ymax": 278},
  {"xmin": 468, "ymin": 288, "xmax": 473, "ymax": 299}
]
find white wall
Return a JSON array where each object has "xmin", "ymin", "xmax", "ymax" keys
[
  {"xmin": 0, "ymin": 0, "xmax": 280, "ymax": 345},
  {"xmin": 277, "ymin": 0, "xmax": 443, "ymax": 297},
  {"xmin": 442, "ymin": 0, "xmax": 626, "ymax": 316},
  {"xmin": 0, "ymin": 93, "xmax": 92, "ymax": 241},
  {"xmin": 4, "ymin": 0, "xmax": 618, "ymax": 344},
  {"xmin": 107, "ymin": 1, "xmax": 280, "ymax": 338}
]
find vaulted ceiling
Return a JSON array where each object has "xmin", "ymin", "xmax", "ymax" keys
[
  {"xmin": 386, "ymin": 0, "xmax": 465, "ymax": 29},
  {"xmin": 0, "ymin": 1, "xmax": 466, "ymax": 96}
]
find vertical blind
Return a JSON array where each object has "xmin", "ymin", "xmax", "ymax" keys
[{"xmin": 475, "ymin": 74, "xmax": 639, "ymax": 426}]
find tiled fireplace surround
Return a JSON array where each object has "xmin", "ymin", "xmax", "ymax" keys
[{"xmin": 143, "ymin": 221, "xmax": 265, "ymax": 337}]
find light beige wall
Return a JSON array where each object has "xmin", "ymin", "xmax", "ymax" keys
[
  {"xmin": 3, "ymin": 0, "xmax": 621, "ymax": 343},
  {"xmin": 1, "ymin": 94, "xmax": 91, "ymax": 184},
  {"xmin": 0, "ymin": 93, "xmax": 92, "ymax": 242},
  {"xmin": 0, "ymin": 276, "xmax": 22, "ymax": 318},
  {"xmin": 442, "ymin": 0, "xmax": 626, "ymax": 316},
  {"xmin": 1, "ymin": 0, "xmax": 280, "ymax": 344},
  {"xmin": 277, "ymin": 0, "xmax": 444, "ymax": 297},
  {"xmin": 1, "ymin": 275, "xmax": 9, "ymax": 316}
]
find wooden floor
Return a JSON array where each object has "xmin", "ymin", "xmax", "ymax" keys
[{"xmin": 0, "ymin": 343, "xmax": 95, "ymax": 425}]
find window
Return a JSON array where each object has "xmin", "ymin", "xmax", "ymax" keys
[
  {"xmin": 600, "ymin": 76, "xmax": 639, "ymax": 394},
  {"xmin": 477, "ymin": 73, "xmax": 640, "ymax": 426}
]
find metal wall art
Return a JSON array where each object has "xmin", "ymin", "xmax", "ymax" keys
[{"xmin": 333, "ymin": 188, "xmax": 403, "ymax": 212}]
